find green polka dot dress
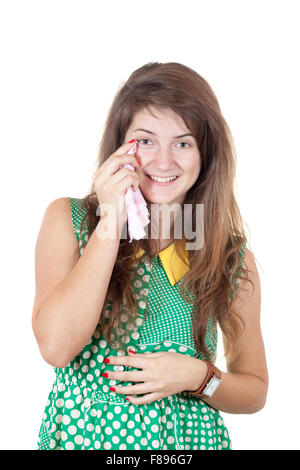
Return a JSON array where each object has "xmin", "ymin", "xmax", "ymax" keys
[{"xmin": 37, "ymin": 197, "xmax": 246, "ymax": 450}]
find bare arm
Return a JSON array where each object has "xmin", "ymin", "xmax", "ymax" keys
[
  {"xmin": 32, "ymin": 197, "xmax": 121, "ymax": 368},
  {"xmin": 189, "ymin": 248, "xmax": 268, "ymax": 414}
]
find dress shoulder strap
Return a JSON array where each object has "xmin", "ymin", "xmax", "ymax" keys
[
  {"xmin": 68, "ymin": 197, "xmax": 89, "ymax": 253},
  {"xmin": 230, "ymin": 240, "xmax": 247, "ymax": 301},
  {"xmin": 236, "ymin": 241, "xmax": 246, "ymax": 280}
]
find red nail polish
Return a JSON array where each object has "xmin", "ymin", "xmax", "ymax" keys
[
  {"xmin": 128, "ymin": 139, "xmax": 135, "ymax": 143},
  {"xmin": 128, "ymin": 349, "xmax": 136, "ymax": 354},
  {"xmin": 109, "ymin": 387, "xmax": 116, "ymax": 392},
  {"xmin": 104, "ymin": 358, "xmax": 110, "ymax": 363},
  {"xmin": 125, "ymin": 397, "xmax": 130, "ymax": 401},
  {"xmin": 102, "ymin": 372, "xmax": 108, "ymax": 378}
]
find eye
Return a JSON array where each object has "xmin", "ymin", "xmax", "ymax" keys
[
  {"xmin": 137, "ymin": 138, "xmax": 152, "ymax": 145},
  {"xmin": 176, "ymin": 142, "xmax": 190, "ymax": 148}
]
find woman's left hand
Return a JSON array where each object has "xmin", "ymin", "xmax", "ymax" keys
[{"xmin": 103, "ymin": 350, "xmax": 208, "ymax": 405}]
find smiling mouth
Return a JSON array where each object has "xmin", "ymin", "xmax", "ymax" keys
[{"xmin": 146, "ymin": 174, "xmax": 179, "ymax": 185}]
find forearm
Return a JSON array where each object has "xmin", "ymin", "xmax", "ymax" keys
[
  {"xmin": 34, "ymin": 217, "xmax": 121, "ymax": 367},
  {"xmin": 187, "ymin": 358, "xmax": 267, "ymax": 414}
]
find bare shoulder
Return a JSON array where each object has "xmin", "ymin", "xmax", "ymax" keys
[
  {"xmin": 47, "ymin": 196, "xmax": 71, "ymax": 213},
  {"xmin": 45, "ymin": 196, "xmax": 73, "ymax": 224},
  {"xmin": 32, "ymin": 197, "xmax": 80, "ymax": 320},
  {"xmin": 41, "ymin": 197, "xmax": 78, "ymax": 250},
  {"xmin": 44, "ymin": 196, "xmax": 72, "ymax": 219}
]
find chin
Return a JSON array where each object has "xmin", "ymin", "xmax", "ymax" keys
[
  {"xmin": 143, "ymin": 193, "xmax": 174, "ymax": 205},
  {"xmin": 140, "ymin": 185, "xmax": 184, "ymax": 206}
]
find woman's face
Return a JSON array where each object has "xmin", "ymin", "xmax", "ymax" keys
[{"xmin": 123, "ymin": 106, "xmax": 201, "ymax": 206}]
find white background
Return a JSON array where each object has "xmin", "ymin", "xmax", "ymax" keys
[{"xmin": 0, "ymin": 0, "xmax": 299, "ymax": 450}]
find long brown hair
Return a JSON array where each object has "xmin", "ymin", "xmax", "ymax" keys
[{"xmin": 79, "ymin": 62, "xmax": 253, "ymax": 361}]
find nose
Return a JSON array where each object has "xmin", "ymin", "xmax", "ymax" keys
[{"xmin": 152, "ymin": 145, "xmax": 177, "ymax": 171}]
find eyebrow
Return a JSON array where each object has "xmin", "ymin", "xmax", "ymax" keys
[{"xmin": 133, "ymin": 128, "xmax": 195, "ymax": 139}]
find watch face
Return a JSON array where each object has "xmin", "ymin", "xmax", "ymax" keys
[{"xmin": 203, "ymin": 377, "xmax": 221, "ymax": 397}]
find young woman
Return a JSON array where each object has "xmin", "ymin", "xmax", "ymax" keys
[{"xmin": 32, "ymin": 62, "xmax": 268, "ymax": 450}]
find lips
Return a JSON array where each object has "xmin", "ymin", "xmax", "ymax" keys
[{"xmin": 146, "ymin": 174, "xmax": 179, "ymax": 178}]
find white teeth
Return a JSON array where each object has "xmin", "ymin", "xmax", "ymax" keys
[{"xmin": 149, "ymin": 176, "xmax": 177, "ymax": 183}]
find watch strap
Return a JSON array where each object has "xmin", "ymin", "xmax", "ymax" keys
[{"xmin": 187, "ymin": 360, "xmax": 221, "ymax": 398}]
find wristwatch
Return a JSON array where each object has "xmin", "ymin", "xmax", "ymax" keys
[{"xmin": 187, "ymin": 360, "xmax": 222, "ymax": 398}]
